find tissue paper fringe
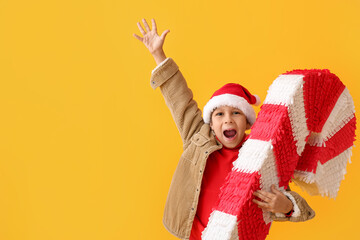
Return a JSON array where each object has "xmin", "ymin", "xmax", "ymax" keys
[
  {"xmin": 287, "ymin": 78, "xmax": 309, "ymax": 155},
  {"xmin": 263, "ymin": 74, "xmax": 304, "ymax": 107},
  {"xmin": 258, "ymin": 143, "xmax": 283, "ymax": 224},
  {"xmin": 202, "ymin": 171, "xmax": 271, "ymax": 240},
  {"xmin": 202, "ymin": 69, "xmax": 356, "ymax": 240},
  {"xmin": 296, "ymin": 116, "xmax": 356, "ymax": 173},
  {"xmin": 201, "ymin": 211, "xmax": 239, "ymax": 240},
  {"xmin": 293, "ymin": 147, "xmax": 352, "ymax": 198},
  {"xmin": 295, "ymin": 69, "xmax": 345, "ymax": 133},
  {"xmin": 307, "ymin": 88, "xmax": 355, "ymax": 147},
  {"xmin": 232, "ymin": 139, "xmax": 272, "ymax": 173}
]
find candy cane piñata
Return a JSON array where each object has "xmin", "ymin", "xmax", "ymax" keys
[{"xmin": 202, "ymin": 69, "xmax": 356, "ymax": 240}]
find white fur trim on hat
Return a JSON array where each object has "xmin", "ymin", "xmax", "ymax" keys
[{"xmin": 203, "ymin": 94, "xmax": 256, "ymax": 125}]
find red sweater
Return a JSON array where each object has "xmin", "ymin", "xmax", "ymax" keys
[{"xmin": 190, "ymin": 136, "xmax": 247, "ymax": 240}]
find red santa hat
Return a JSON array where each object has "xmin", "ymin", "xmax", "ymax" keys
[{"xmin": 203, "ymin": 83, "xmax": 261, "ymax": 126}]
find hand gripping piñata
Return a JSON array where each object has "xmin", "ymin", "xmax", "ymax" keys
[{"xmin": 202, "ymin": 69, "xmax": 356, "ymax": 240}]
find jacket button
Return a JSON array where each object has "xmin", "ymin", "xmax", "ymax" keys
[
  {"xmin": 205, "ymin": 151, "xmax": 208, "ymax": 154},
  {"xmin": 191, "ymin": 208, "xmax": 194, "ymax": 211},
  {"xmin": 200, "ymin": 170, "xmax": 202, "ymax": 173},
  {"xmin": 196, "ymin": 188, "xmax": 199, "ymax": 191},
  {"xmin": 152, "ymin": 81, "xmax": 155, "ymax": 85}
]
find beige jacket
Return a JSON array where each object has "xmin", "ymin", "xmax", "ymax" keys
[{"xmin": 150, "ymin": 58, "xmax": 315, "ymax": 240}]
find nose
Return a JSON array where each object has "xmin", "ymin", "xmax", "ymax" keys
[{"xmin": 224, "ymin": 113, "xmax": 233, "ymax": 124}]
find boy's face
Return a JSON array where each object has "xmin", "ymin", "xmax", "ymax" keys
[{"xmin": 210, "ymin": 106, "xmax": 250, "ymax": 149}]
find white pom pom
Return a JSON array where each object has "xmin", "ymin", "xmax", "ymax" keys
[{"xmin": 253, "ymin": 94, "xmax": 261, "ymax": 106}]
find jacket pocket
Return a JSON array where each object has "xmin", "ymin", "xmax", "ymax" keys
[{"xmin": 182, "ymin": 133, "xmax": 210, "ymax": 165}]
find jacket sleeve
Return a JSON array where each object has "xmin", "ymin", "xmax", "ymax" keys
[
  {"xmin": 270, "ymin": 187, "xmax": 315, "ymax": 222},
  {"xmin": 150, "ymin": 58, "xmax": 204, "ymax": 148}
]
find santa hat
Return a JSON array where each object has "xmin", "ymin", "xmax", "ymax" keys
[{"xmin": 203, "ymin": 83, "xmax": 261, "ymax": 126}]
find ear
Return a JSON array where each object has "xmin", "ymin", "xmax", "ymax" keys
[
  {"xmin": 210, "ymin": 121, "xmax": 213, "ymax": 130},
  {"xmin": 246, "ymin": 122, "xmax": 251, "ymax": 130}
]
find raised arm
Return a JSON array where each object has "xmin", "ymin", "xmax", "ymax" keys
[{"xmin": 133, "ymin": 19, "xmax": 204, "ymax": 147}]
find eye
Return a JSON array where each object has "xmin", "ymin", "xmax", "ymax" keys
[
  {"xmin": 233, "ymin": 111, "xmax": 242, "ymax": 115},
  {"xmin": 215, "ymin": 112, "xmax": 223, "ymax": 116}
]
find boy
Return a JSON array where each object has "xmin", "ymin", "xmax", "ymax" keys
[{"xmin": 133, "ymin": 18, "xmax": 315, "ymax": 240}]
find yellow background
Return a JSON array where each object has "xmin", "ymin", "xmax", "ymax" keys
[{"xmin": 0, "ymin": 0, "xmax": 359, "ymax": 239}]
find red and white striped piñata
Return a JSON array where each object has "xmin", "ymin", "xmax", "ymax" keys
[{"xmin": 202, "ymin": 69, "xmax": 356, "ymax": 240}]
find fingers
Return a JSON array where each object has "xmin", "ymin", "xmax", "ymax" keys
[
  {"xmin": 142, "ymin": 18, "xmax": 151, "ymax": 32},
  {"xmin": 254, "ymin": 190, "xmax": 274, "ymax": 201},
  {"xmin": 253, "ymin": 186, "xmax": 287, "ymax": 213},
  {"xmin": 152, "ymin": 19, "xmax": 157, "ymax": 32},
  {"xmin": 270, "ymin": 184, "xmax": 282, "ymax": 195},
  {"xmin": 137, "ymin": 22, "xmax": 146, "ymax": 36},
  {"xmin": 253, "ymin": 191, "xmax": 269, "ymax": 202},
  {"xmin": 136, "ymin": 18, "xmax": 158, "ymax": 38},
  {"xmin": 133, "ymin": 33, "xmax": 143, "ymax": 41},
  {"xmin": 252, "ymin": 199, "xmax": 269, "ymax": 210}
]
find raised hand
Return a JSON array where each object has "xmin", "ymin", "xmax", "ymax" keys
[
  {"xmin": 133, "ymin": 18, "xmax": 170, "ymax": 64},
  {"xmin": 252, "ymin": 184, "xmax": 293, "ymax": 214}
]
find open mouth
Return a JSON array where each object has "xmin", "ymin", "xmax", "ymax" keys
[{"xmin": 223, "ymin": 129, "xmax": 237, "ymax": 139}]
